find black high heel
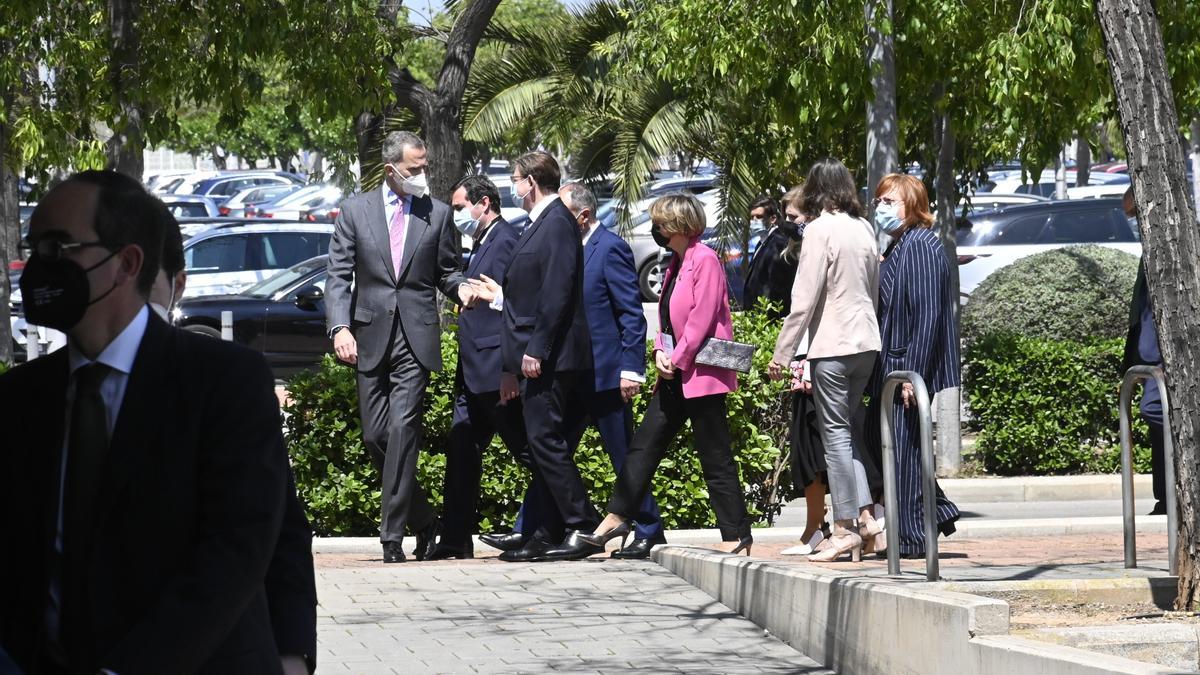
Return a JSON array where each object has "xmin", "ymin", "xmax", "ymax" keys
[
  {"xmin": 577, "ymin": 521, "xmax": 632, "ymax": 550},
  {"xmin": 721, "ymin": 535, "xmax": 753, "ymax": 556}
]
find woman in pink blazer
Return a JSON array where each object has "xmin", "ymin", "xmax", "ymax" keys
[{"xmin": 582, "ymin": 194, "xmax": 753, "ymax": 556}]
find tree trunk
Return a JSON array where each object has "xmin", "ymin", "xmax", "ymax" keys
[
  {"xmin": 1095, "ymin": 0, "xmax": 1200, "ymax": 610},
  {"xmin": 865, "ymin": 0, "xmax": 898, "ymax": 219},
  {"xmin": 933, "ymin": 104, "xmax": 961, "ymax": 476},
  {"xmin": 355, "ymin": 110, "xmax": 384, "ymax": 186},
  {"xmin": 211, "ymin": 145, "xmax": 228, "ymax": 170},
  {"xmin": 1191, "ymin": 118, "xmax": 1200, "ymax": 224},
  {"xmin": 424, "ymin": 98, "xmax": 464, "ymax": 202},
  {"xmin": 1076, "ymin": 134, "xmax": 1091, "ymax": 187},
  {"xmin": 0, "ymin": 120, "xmax": 16, "ymax": 366},
  {"xmin": 1054, "ymin": 147, "xmax": 1068, "ymax": 199},
  {"xmin": 105, "ymin": 0, "xmax": 145, "ymax": 180}
]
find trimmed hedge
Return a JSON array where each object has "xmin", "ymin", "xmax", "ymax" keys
[
  {"xmin": 962, "ymin": 244, "xmax": 1138, "ymax": 345},
  {"xmin": 284, "ymin": 305, "xmax": 795, "ymax": 537}
]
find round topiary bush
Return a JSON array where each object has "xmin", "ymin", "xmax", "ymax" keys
[{"xmin": 962, "ymin": 244, "xmax": 1139, "ymax": 344}]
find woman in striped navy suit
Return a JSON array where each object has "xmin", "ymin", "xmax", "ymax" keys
[{"xmin": 866, "ymin": 174, "xmax": 960, "ymax": 558}]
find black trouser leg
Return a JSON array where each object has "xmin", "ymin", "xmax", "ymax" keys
[
  {"xmin": 608, "ymin": 381, "xmax": 687, "ymax": 519},
  {"xmin": 685, "ymin": 391, "xmax": 751, "ymax": 540},
  {"xmin": 442, "ymin": 387, "xmax": 496, "ymax": 547},
  {"xmin": 521, "ymin": 370, "xmax": 598, "ymax": 535}
]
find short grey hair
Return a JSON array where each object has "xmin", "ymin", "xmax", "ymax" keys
[
  {"xmin": 560, "ymin": 182, "xmax": 598, "ymax": 222},
  {"xmin": 382, "ymin": 131, "xmax": 425, "ymax": 165}
]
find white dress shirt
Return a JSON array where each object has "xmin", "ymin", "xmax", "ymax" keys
[{"xmin": 488, "ymin": 194, "xmax": 560, "ymax": 313}]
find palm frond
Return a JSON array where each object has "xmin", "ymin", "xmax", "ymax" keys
[{"xmin": 464, "ymin": 74, "xmax": 559, "ymax": 142}]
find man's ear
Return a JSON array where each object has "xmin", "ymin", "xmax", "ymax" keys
[
  {"xmin": 175, "ymin": 270, "xmax": 188, "ymax": 298},
  {"xmin": 119, "ymin": 244, "xmax": 145, "ymax": 288}
]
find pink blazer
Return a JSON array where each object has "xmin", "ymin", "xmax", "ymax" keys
[{"xmin": 653, "ymin": 239, "xmax": 738, "ymax": 398}]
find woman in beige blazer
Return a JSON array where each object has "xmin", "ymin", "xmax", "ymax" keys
[{"xmin": 769, "ymin": 158, "xmax": 883, "ymax": 562}]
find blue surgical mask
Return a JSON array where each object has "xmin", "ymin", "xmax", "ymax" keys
[
  {"xmin": 454, "ymin": 204, "xmax": 481, "ymax": 238},
  {"xmin": 749, "ymin": 218, "xmax": 766, "ymax": 236},
  {"xmin": 510, "ymin": 176, "xmax": 530, "ymax": 206},
  {"xmin": 874, "ymin": 203, "xmax": 904, "ymax": 234}
]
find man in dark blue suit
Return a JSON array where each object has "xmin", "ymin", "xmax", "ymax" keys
[
  {"xmin": 466, "ymin": 152, "xmax": 601, "ymax": 562},
  {"xmin": 558, "ymin": 182, "xmax": 664, "ymax": 557},
  {"xmin": 429, "ymin": 175, "xmax": 536, "ymax": 560}
]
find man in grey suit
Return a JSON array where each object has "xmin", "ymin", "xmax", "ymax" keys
[{"xmin": 326, "ymin": 131, "xmax": 469, "ymax": 563}]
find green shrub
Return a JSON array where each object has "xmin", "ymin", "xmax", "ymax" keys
[
  {"xmin": 284, "ymin": 306, "xmax": 796, "ymax": 536},
  {"xmin": 962, "ymin": 244, "xmax": 1138, "ymax": 345},
  {"xmin": 963, "ymin": 333, "xmax": 1150, "ymax": 475}
]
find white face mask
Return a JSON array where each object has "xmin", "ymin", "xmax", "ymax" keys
[
  {"xmin": 454, "ymin": 203, "xmax": 482, "ymax": 239},
  {"xmin": 400, "ymin": 171, "xmax": 429, "ymax": 197},
  {"xmin": 149, "ymin": 276, "xmax": 177, "ymax": 323}
]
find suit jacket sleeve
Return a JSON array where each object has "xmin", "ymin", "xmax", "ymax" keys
[
  {"xmin": 102, "ymin": 353, "xmax": 287, "ymax": 674},
  {"xmin": 326, "ymin": 206, "xmax": 356, "ymax": 331},
  {"xmin": 606, "ymin": 240, "xmax": 648, "ymax": 376},
  {"xmin": 670, "ymin": 253, "xmax": 725, "ymax": 373},
  {"xmin": 435, "ymin": 204, "xmax": 466, "ymax": 301},
  {"xmin": 773, "ymin": 225, "xmax": 829, "ymax": 364},
  {"xmin": 526, "ymin": 215, "xmax": 580, "ymax": 361},
  {"xmin": 266, "ymin": 470, "xmax": 317, "ymax": 672},
  {"xmin": 901, "ymin": 237, "xmax": 948, "ymax": 388}
]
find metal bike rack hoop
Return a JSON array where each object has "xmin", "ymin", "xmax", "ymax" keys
[
  {"xmin": 1118, "ymin": 365, "xmax": 1177, "ymax": 575},
  {"xmin": 880, "ymin": 370, "xmax": 939, "ymax": 581}
]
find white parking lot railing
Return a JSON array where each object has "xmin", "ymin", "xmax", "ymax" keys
[
  {"xmin": 880, "ymin": 371, "xmax": 939, "ymax": 581},
  {"xmin": 1119, "ymin": 365, "xmax": 1177, "ymax": 575}
]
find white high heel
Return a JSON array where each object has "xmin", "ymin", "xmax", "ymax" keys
[{"xmin": 781, "ymin": 529, "xmax": 826, "ymax": 556}]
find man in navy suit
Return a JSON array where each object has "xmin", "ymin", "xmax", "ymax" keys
[
  {"xmin": 558, "ymin": 182, "xmax": 664, "ymax": 557},
  {"xmin": 429, "ymin": 175, "xmax": 537, "ymax": 560},
  {"xmin": 468, "ymin": 152, "xmax": 601, "ymax": 562}
]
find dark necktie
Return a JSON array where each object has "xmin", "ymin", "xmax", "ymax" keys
[{"xmin": 61, "ymin": 362, "xmax": 111, "ymax": 654}]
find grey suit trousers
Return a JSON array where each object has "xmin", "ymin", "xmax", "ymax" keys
[
  {"xmin": 810, "ymin": 351, "xmax": 877, "ymax": 521},
  {"xmin": 357, "ymin": 314, "xmax": 436, "ymax": 542}
]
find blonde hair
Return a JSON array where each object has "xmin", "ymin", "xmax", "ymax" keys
[
  {"xmin": 781, "ymin": 185, "xmax": 805, "ymax": 262},
  {"xmin": 650, "ymin": 193, "xmax": 706, "ymax": 238},
  {"xmin": 875, "ymin": 173, "xmax": 934, "ymax": 230},
  {"xmin": 781, "ymin": 185, "xmax": 805, "ymax": 212}
]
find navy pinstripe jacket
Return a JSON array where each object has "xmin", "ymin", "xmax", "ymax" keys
[{"xmin": 875, "ymin": 227, "xmax": 960, "ymax": 394}]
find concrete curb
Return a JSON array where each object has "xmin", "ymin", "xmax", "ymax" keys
[
  {"xmin": 943, "ymin": 475, "xmax": 1154, "ymax": 503},
  {"xmin": 652, "ymin": 545, "xmax": 1186, "ymax": 675},
  {"xmin": 310, "ymin": 515, "xmax": 1169, "ymax": 555}
]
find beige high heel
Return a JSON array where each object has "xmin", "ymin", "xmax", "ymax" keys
[
  {"xmin": 860, "ymin": 520, "xmax": 887, "ymax": 556},
  {"xmin": 807, "ymin": 532, "xmax": 863, "ymax": 562}
]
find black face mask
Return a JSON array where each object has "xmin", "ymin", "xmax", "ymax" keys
[
  {"xmin": 19, "ymin": 252, "xmax": 119, "ymax": 331},
  {"xmin": 652, "ymin": 227, "xmax": 671, "ymax": 248}
]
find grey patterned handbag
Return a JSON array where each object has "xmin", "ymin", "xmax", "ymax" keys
[{"xmin": 661, "ymin": 334, "xmax": 757, "ymax": 373}]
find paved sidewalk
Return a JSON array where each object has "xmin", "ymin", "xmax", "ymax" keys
[{"xmin": 316, "ymin": 556, "xmax": 833, "ymax": 674}]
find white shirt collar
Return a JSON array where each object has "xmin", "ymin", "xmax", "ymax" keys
[
  {"xmin": 68, "ymin": 305, "xmax": 149, "ymax": 377},
  {"xmin": 383, "ymin": 181, "xmax": 406, "ymax": 206},
  {"xmin": 528, "ymin": 194, "xmax": 559, "ymax": 223},
  {"xmin": 581, "ymin": 221, "xmax": 600, "ymax": 245}
]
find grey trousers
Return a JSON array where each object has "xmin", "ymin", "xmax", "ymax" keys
[
  {"xmin": 357, "ymin": 319, "xmax": 436, "ymax": 543},
  {"xmin": 810, "ymin": 351, "xmax": 877, "ymax": 521}
]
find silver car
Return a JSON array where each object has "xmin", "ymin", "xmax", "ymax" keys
[{"xmin": 182, "ymin": 223, "xmax": 334, "ymax": 298}]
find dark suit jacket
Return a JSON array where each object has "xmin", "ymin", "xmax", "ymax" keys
[
  {"xmin": 326, "ymin": 187, "xmax": 465, "ymax": 373},
  {"xmin": 872, "ymin": 227, "xmax": 960, "ymax": 396},
  {"xmin": 1122, "ymin": 262, "xmax": 1163, "ymax": 417},
  {"xmin": 583, "ymin": 226, "xmax": 646, "ymax": 391},
  {"xmin": 500, "ymin": 198, "xmax": 592, "ymax": 375},
  {"xmin": 266, "ymin": 471, "xmax": 318, "ymax": 673},
  {"xmin": 742, "ymin": 226, "xmax": 798, "ymax": 316},
  {"xmin": 0, "ymin": 313, "xmax": 288, "ymax": 675},
  {"xmin": 458, "ymin": 217, "xmax": 520, "ymax": 394}
]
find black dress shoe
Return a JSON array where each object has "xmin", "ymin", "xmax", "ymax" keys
[
  {"xmin": 382, "ymin": 541, "xmax": 406, "ymax": 564},
  {"xmin": 611, "ymin": 535, "xmax": 667, "ymax": 560},
  {"xmin": 414, "ymin": 520, "xmax": 441, "ymax": 562},
  {"xmin": 427, "ymin": 542, "xmax": 474, "ymax": 560},
  {"xmin": 541, "ymin": 530, "xmax": 606, "ymax": 562},
  {"xmin": 480, "ymin": 531, "xmax": 529, "ymax": 552},
  {"xmin": 498, "ymin": 535, "xmax": 556, "ymax": 562},
  {"xmin": 1149, "ymin": 502, "xmax": 1167, "ymax": 516}
]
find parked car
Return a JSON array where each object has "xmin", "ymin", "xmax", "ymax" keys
[
  {"xmin": 958, "ymin": 192, "xmax": 1048, "ymax": 214},
  {"xmin": 176, "ymin": 255, "xmax": 333, "ymax": 379},
  {"xmin": 161, "ymin": 194, "xmax": 222, "ymax": 218},
  {"xmin": 252, "ymin": 184, "xmax": 344, "ymax": 220},
  {"xmin": 182, "ymin": 222, "xmax": 334, "ymax": 298},
  {"xmin": 155, "ymin": 171, "xmax": 221, "ymax": 195},
  {"xmin": 187, "ymin": 171, "xmax": 305, "ymax": 202},
  {"xmin": 979, "ymin": 169, "xmax": 1129, "ymax": 197},
  {"xmin": 219, "ymin": 184, "xmax": 301, "ymax": 217},
  {"xmin": 956, "ymin": 198, "xmax": 1139, "ymax": 298}
]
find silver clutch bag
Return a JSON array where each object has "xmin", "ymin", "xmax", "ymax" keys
[{"xmin": 661, "ymin": 334, "xmax": 756, "ymax": 373}]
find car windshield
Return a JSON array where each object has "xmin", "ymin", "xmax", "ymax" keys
[{"xmin": 244, "ymin": 258, "xmax": 325, "ymax": 297}]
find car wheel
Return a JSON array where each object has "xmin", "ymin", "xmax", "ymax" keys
[
  {"xmin": 639, "ymin": 259, "xmax": 666, "ymax": 302},
  {"xmin": 184, "ymin": 324, "xmax": 222, "ymax": 340}
]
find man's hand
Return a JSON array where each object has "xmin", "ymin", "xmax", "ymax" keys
[
  {"xmin": 522, "ymin": 354, "xmax": 542, "ymax": 379},
  {"xmin": 458, "ymin": 283, "xmax": 477, "ymax": 308},
  {"xmin": 767, "ymin": 359, "xmax": 786, "ymax": 381},
  {"xmin": 333, "ymin": 329, "xmax": 357, "ymax": 365},
  {"xmin": 900, "ymin": 382, "xmax": 915, "ymax": 409},
  {"xmin": 467, "ymin": 274, "xmax": 502, "ymax": 303},
  {"xmin": 619, "ymin": 378, "xmax": 641, "ymax": 402},
  {"xmin": 655, "ymin": 351, "xmax": 675, "ymax": 380},
  {"xmin": 499, "ymin": 372, "xmax": 520, "ymax": 404},
  {"xmin": 281, "ymin": 655, "xmax": 309, "ymax": 675}
]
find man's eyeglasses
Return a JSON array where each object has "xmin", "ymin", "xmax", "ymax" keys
[
  {"xmin": 872, "ymin": 197, "xmax": 899, "ymax": 207},
  {"xmin": 19, "ymin": 239, "xmax": 110, "ymax": 261}
]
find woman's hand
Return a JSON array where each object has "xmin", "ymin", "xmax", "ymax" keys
[
  {"xmin": 900, "ymin": 382, "xmax": 915, "ymax": 409},
  {"xmin": 655, "ymin": 350, "xmax": 675, "ymax": 379},
  {"xmin": 768, "ymin": 360, "xmax": 787, "ymax": 381}
]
